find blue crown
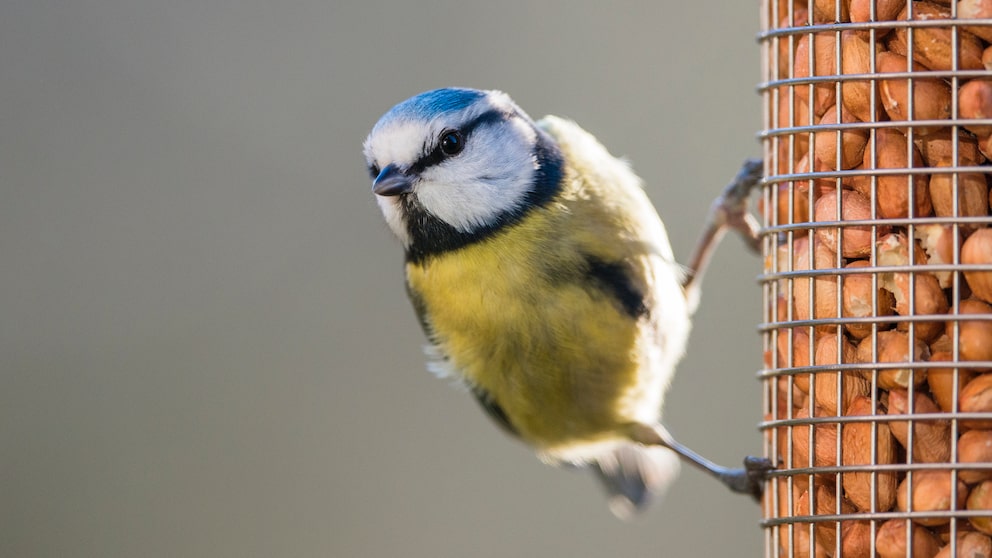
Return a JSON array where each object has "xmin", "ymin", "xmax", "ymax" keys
[{"xmin": 384, "ymin": 88, "xmax": 486, "ymax": 122}]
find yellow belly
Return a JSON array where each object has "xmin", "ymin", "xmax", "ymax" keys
[{"xmin": 406, "ymin": 227, "xmax": 657, "ymax": 452}]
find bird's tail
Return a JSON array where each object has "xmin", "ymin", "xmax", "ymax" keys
[{"xmin": 592, "ymin": 443, "xmax": 680, "ymax": 519}]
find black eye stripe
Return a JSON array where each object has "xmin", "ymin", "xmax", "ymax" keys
[
  {"xmin": 459, "ymin": 109, "xmax": 508, "ymax": 137},
  {"xmin": 410, "ymin": 143, "xmax": 446, "ymax": 175},
  {"xmin": 408, "ymin": 109, "xmax": 510, "ymax": 174}
]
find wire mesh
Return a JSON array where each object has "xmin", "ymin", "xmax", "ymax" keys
[{"xmin": 759, "ymin": 1, "xmax": 992, "ymax": 557}]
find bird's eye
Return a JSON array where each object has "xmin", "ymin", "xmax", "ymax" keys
[{"xmin": 439, "ymin": 130, "xmax": 464, "ymax": 156}]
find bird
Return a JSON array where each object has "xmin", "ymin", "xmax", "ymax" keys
[{"xmin": 363, "ymin": 87, "xmax": 770, "ymax": 518}]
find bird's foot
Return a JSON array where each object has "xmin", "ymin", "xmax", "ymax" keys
[
  {"xmin": 717, "ymin": 455, "xmax": 775, "ymax": 502},
  {"xmin": 680, "ymin": 158, "xmax": 764, "ymax": 295},
  {"xmin": 711, "ymin": 158, "xmax": 763, "ymax": 254}
]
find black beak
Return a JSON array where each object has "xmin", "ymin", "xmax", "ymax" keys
[{"xmin": 372, "ymin": 164, "xmax": 414, "ymax": 197}]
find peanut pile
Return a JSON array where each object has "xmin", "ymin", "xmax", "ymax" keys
[{"xmin": 762, "ymin": 1, "xmax": 992, "ymax": 557}]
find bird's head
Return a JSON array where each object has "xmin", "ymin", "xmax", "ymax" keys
[{"xmin": 363, "ymin": 88, "xmax": 562, "ymax": 258}]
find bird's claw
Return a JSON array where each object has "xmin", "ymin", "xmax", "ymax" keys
[
  {"xmin": 719, "ymin": 455, "xmax": 775, "ymax": 502},
  {"xmin": 712, "ymin": 158, "xmax": 763, "ymax": 253},
  {"xmin": 735, "ymin": 158, "xmax": 764, "ymax": 193},
  {"xmin": 743, "ymin": 455, "xmax": 775, "ymax": 501}
]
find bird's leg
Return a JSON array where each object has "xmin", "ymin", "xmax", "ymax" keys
[
  {"xmin": 628, "ymin": 422, "xmax": 773, "ymax": 501},
  {"xmin": 659, "ymin": 160, "xmax": 771, "ymax": 498},
  {"xmin": 681, "ymin": 158, "xmax": 763, "ymax": 302}
]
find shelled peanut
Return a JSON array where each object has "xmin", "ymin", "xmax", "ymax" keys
[{"xmin": 764, "ymin": 1, "xmax": 992, "ymax": 556}]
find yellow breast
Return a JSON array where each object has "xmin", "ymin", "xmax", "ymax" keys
[{"xmin": 406, "ymin": 154, "xmax": 687, "ymax": 455}]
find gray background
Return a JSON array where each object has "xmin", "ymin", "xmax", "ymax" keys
[{"xmin": 2, "ymin": 1, "xmax": 766, "ymax": 557}]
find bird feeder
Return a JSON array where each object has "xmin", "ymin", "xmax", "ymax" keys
[{"xmin": 758, "ymin": 1, "xmax": 992, "ymax": 556}]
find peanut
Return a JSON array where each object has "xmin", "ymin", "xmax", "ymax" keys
[
  {"xmin": 888, "ymin": 389, "xmax": 951, "ymax": 463},
  {"xmin": 856, "ymin": 329, "xmax": 930, "ymax": 390},
  {"xmin": 778, "ymin": 326, "xmax": 813, "ymax": 393},
  {"xmin": 963, "ymin": 229, "xmax": 992, "ymax": 304},
  {"xmin": 958, "ymin": 429, "xmax": 992, "ymax": 483},
  {"xmin": 877, "ymin": 51, "xmax": 953, "ymax": 131},
  {"xmin": 896, "ymin": 470, "xmax": 968, "ymax": 526},
  {"xmin": 813, "ymin": 104, "xmax": 870, "ymax": 170},
  {"xmin": 915, "ymin": 128, "xmax": 985, "ymax": 168},
  {"xmin": 842, "ymin": 395, "xmax": 899, "ymax": 512},
  {"xmin": 840, "ymin": 519, "xmax": 874, "ymax": 558},
  {"xmin": 916, "ymin": 224, "xmax": 960, "ymax": 289},
  {"xmin": 772, "ymin": 8, "xmax": 810, "ymax": 80},
  {"xmin": 791, "ymin": 405, "xmax": 840, "ymax": 479},
  {"xmin": 892, "ymin": 272, "xmax": 949, "ymax": 342},
  {"xmin": 960, "ymin": 371, "xmax": 992, "ymax": 428},
  {"xmin": 813, "ymin": 188, "xmax": 884, "ymax": 257},
  {"xmin": 954, "ymin": 299, "xmax": 992, "ymax": 366},
  {"xmin": 766, "ymin": 181, "xmax": 811, "ymax": 225},
  {"xmin": 928, "ymin": 160, "xmax": 990, "ymax": 228},
  {"xmin": 927, "ymin": 351, "xmax": 976, "ymax": 412},
  {"xmin": 842, "ymin": 259, "xmax": 896, "ymax": 339},
  {"xmin": 795, "ymin": 484, "xmax": 858, "ymax": 551},
  {"xmin": 793, "ymin": 236, "xmax": 843, "ymax": 331},
  {"xmin": 850, "ymin": 0, "xmax": 905, "ymax": 25},
  {"xmin": 934, "ymin": 531, "xmax": 992, "ymax": 558},
  {"xmin": 959, "ymin": 80, "xmax": 992, "ymax": 137},
  {"xmin": 877, "ymin": 232, "xmax": 949, "ymax": 341},
  {"xmin": 795, "ymin": 32, "xmax": 838, "ymax": 118},
  {"xmin": 959, "ymin": 0, "xmax": 992, "ymax": 43},
  {"xmin": 967, "ymin": 480, "xmax": 992, "ymax": 534},
  {"xmin": 876, "ymin": 518, "xmax": 943, "ymax": 558},
  {"xmin": 813, "ymin": 332, "xmax": 869, "ymax": 414},
  {"xmin": 888, "ymin": 2, "xmax": 985, "ymax": 71},
  {"xmin": 811, "ymin": 0, "xmax": 850, "ymax": 23},
  {"xmin": 863, "ymin": 128, "xmax": 932, "ymax": 219},
  {"xmin": 840, "ymin": 30, "xmax": 884, "ymax": 122}
]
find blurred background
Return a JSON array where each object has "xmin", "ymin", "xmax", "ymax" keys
[{"xmin": 1, "ymin": 1, "xmax": 765, "ymax": 556}]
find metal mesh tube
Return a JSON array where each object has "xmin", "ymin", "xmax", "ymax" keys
[{"xmin": 759, "ymin": 1, "xmax": 992, "ymax": 556}]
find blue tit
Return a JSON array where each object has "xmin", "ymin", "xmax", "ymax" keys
[{"xmin": 363, "ymin": 87, "xmax": 770, "ymax": 518}]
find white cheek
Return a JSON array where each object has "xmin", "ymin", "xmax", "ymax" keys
[
  {"xmin": 415, "ymin": 124, "xmax": 538, "ymax": 233},
  {"xmin": 375, "ymin": 196, "xmax": 411, "ymax": 246},
  {"xmin": 415, "ymin": 179, "xmax": 524, "ymax": 233}
]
